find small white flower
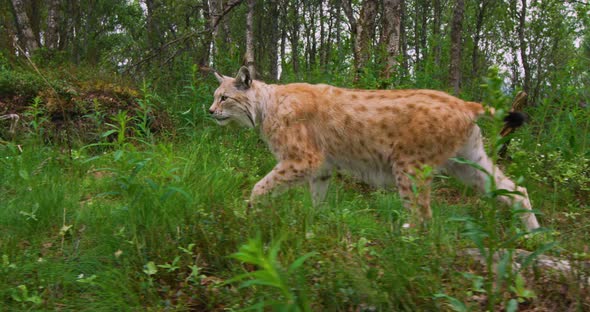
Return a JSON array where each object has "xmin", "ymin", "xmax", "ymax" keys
[{"xmin": 78, "ymin": 273, "xmax": 84, "ymax": 279}]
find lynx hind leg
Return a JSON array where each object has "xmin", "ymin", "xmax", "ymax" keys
[
  {"xmin": 444, "ymin": 126, "xmax": 540, "ymax": 230},
  {"xmin": 394, "ymin": 164, "xmax": 433, "ymax": 224}
]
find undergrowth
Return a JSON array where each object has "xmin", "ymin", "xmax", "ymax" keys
[{"xmin": 0, "ymin": 66, "xmax": 589, "ymax": 311}]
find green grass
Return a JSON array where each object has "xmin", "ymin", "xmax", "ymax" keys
[{"xmin": 1, "ymin": 73, "xmax": 589, "ymax": 310}]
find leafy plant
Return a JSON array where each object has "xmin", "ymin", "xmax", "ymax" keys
[
  {"xmin": 24, "ymin": 96, "xmax": 49, "ymax": 139},
  {"xmin": 103, "ymin": 110, "xmax": 134, "ymax": 147},
  {"xmin": 11, "ymin": 284, "xmax": 42, "ymax": 307},
  {"xmin": 228, "ymin": 235, "xmax": 315, "ymax": 312},
  {"xmin": 135, "ymin": 81, "xmax": 159, "ymax": 141}
]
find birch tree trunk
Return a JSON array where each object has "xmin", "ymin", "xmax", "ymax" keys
[
  {"xmin": 245, "ymin": 0, "xmax": 256, "ymax": 79},
  {"xmin": 10, "ymin": 0, "xmax": 39, "ymax": 53},
  {"xmin": 209, "ymin": 0, "xmax": 222, "ymax": 65},
  {"xmin": 449, "ymin": 0, "xmax": 465, "ymax": 95},
  {"xmin": 268, "ymin": 0, "xmax": 279, "ymax": 81},
  {"xmin": 518, "ymin": 0, "xmax": 531, "ymax": 95},
  {"xmin": 381, "ymin": 0, "xmax": 402, "ymax": 79}
]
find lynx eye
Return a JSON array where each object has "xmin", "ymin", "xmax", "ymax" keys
[{"xmin": 220, "ymin": 95, "xmax": 228, "ymax": 102}]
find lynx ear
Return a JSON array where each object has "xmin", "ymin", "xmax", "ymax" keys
[
  {"xmin": 213, "ymin": 70, "xmax": 225, "ymax": 83},
  {"xmin": 235, "ymin": 66, "xmax": 251, "ymax": 90}
]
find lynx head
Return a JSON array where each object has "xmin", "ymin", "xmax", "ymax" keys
[{"xmin": 209, "ymin": 66, "xmax": 257, "ymax": 128}]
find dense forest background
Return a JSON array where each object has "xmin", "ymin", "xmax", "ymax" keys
[
  {"xmin": 1, "ymin": 0, "xmax": 590, "ymax": 311},
  {"xmin": 2, "ymin": 0, "xmax": 589, "ymax": 100}
]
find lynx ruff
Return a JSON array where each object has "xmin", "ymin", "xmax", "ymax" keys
[{"xmin": 208, "ymin": 67, "xmax": 540, "ymax": 230}]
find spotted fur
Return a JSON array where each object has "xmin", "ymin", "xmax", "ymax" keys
[{"xmin": 208, "ymin": 67, "xmax": 540, "ymax": 230}]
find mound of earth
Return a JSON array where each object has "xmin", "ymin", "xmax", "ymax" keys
[{"xmin": 0, "ymin": 71, "xmax": 171, "ymax": 144}]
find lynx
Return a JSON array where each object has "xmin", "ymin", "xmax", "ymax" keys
[{"xmin": 208, "ymin": 67, "xmax": 540, "ymax": 230}]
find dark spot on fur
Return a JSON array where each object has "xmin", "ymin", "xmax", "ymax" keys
[{"xmin": 355, "ymin": 105, "xmax": 368, "ymax": 112}]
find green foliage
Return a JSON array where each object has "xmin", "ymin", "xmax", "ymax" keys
[
  {"xmin": 0, "ymin": 67, "xmax": 45, "ymax": 97},
  {"xmin": 24, "ymin": 96, "xmax": 49, "ymax": 139},
  {"xmin": 436, "ymin": 69, "xmax": 556, "ymax": 311},
  {"xmin": 0, "ymin": 2, "xmax": 589, "ymax": 308},
  {"xmin": 227, "ymin": 235, "xmax": 314, "ymax": 311}
]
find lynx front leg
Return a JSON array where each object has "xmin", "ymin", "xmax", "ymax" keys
[
  {"xmin": 251, "ymin": 124, "xmax": 324, "ymax": 206},
  {"xmin": 250, "ymin": 158, "xmax": 322, "ymax": 204}
]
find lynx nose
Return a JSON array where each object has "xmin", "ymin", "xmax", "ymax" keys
[{"xmin": 208, "ymin": 108, "xmax": 215, "ymax": 115}]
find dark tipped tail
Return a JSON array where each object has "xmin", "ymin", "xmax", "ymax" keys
[{"xmin": 503, "ymin": 111, "xmax": 527, "ymax": 129}]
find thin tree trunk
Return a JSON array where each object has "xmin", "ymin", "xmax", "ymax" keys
[
  {"xmin": 289, "ymin": 0, "xmax": 300, "ymax": 78},
  {"xmin": 72, "ymin": 0, "xmax": 81, "ymax": 64},
  {"xmin": 471, "ymin": 0, "xmax": 488, "ymax": 81},
  {"xmin": 319, "ymin": 1, "xmax": 325, "ymax": 70},
  {"xmin": 419, "ymin": 0, "xmax": 428, "ymax": 71},
  {"xmin": 209, "ymin": 0, "xmax": 222, "ymax": 65},
  {"xmin": 518, "ymin": 0, "xmax": 531, "ymax": 95},
  {"xmin": 304, "ymin": 2, "xmax": 317, "ymax": 73},
  {"xmin": 324, "ymin": 1, "xmax": 335, "ymax": 73},
  {"xmin": 10, "ymin": 0, "xmax": 39, "ymax": 53},
  {"xmin": 196, "ymin": 0, "xmax": 211, "ymax": 66},
  {"xmin": 414, "ymin": 1, "xmax": 420, "ymax": 69},
  {"xmin": 268, "ymin": 0, "xmax": 279, "ymax": 81},
  {"xmin": 335, "ymin": 0, "xmax": 342, "ymax": 69},
  {"xmin": 381, "ymin": 0, "xmax": 402, "ymax": 79},
  {"xmin": 400, "ymin": 0, "xmax": 408, "ymax": 75},
  {"xmin": 58, "ymin": 0, "xmax": 71, "ymax": 50},
  {"xmin": 46, "ymin": 0, "xmax": 60, "ymax": 50},
  {"xmin": 449, "ymin": 0, "xmax": 465, "ymax": 95},
  {"xmin": 280, "ymin": 23, "xmax": 286, "ymax": 80},
  {"xmin": 432, "ymin": 0, "xmax": 441, "ymax": 67},
  {"xmin": 245, "ymin": 0, "xmax": 256, "ymax": 78}
]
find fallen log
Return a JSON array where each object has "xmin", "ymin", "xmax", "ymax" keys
[
  {"xmin": 0, "ymin": 113, "xmax": 19, "ymax": 133},
  {"xmin": 460, "ymin": 248, "xmax": 590, "ymax": 285}
]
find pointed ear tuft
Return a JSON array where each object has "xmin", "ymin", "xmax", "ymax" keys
[
  {"xmin": 235, "ymin": 66, "xmax": 251, "ymax": 89},
  {"xmin": 213, "ymin": 70, "xmax": 225, "ymax": 83}
]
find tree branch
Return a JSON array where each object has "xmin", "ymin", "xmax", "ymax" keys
[
  {"xmin": 125, "ymin": 0, "xmax": 245, "ymax": 74},
  {"xmin": 211, "ymin": 0, "xmax": 244, "ymax": 30}
]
